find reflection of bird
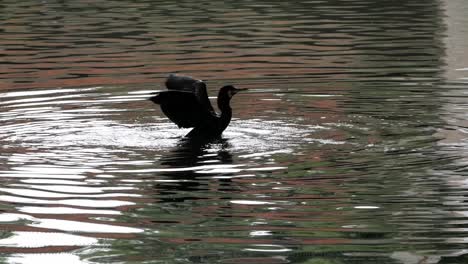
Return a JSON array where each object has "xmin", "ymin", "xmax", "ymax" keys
[
  {"xmin": 149, "ymin": 74, "xmax": 247, "ymax": 138},
  {"xmin": 156, "ymin": 137, "xmax": 233, "ymax": 202}
]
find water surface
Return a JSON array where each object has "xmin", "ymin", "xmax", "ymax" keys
[{"xmin": 1, "ymin": 0, "xmax": 468, "ymax": 263}]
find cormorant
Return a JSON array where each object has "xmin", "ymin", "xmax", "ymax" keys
[{"xmin": 149, "ymin": 74, "xmax": 246, "ymax": 138}]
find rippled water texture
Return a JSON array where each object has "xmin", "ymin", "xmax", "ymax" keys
[{"xmin": 1, "ymin": 0, "xmax": 468, "ymax": 263}]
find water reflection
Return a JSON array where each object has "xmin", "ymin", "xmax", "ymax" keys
[
  {"xmin": 5, "ymin": 253, "xmax": 87, "ymax": 264},
  {"xmin": 1, "ymin": 0, "xmax": 468, "ymax": 263},
  {"xmin": 0, "ymin": 85, "xmax": 306, "ymax": 263},
  {"xmin": 156, "ymin": 137, "xmax": 234, "ymax": 202},
  {"xmin": 0, "ymin": 0, "xmax": 449, "ymax": 91}
]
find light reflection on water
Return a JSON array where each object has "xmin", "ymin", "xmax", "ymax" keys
[
  {"xmin": 1, "ymin": 0, "xmax": 468, "ymax": 263},
  {"xmin": 0, "ymin": 85, "xmax": 329, "ymax": 262},
  {"xmin": 0, "ymin": 84, "xmax": 467, "ymax": 263},
  {"xmin": 0, "ymin": 87, "xmax": 327, "ymax": 153}
]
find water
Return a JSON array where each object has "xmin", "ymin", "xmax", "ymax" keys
[{"xmin": 1, "ymin": 0, "xmax": 468, "ymax": 263}]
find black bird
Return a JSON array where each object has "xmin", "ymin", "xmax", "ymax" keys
[{"xmin": 149, "ymin": 74, "xmax": 247, "ymax": 138}]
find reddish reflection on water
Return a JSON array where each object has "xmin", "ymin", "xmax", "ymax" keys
[
  {"xmin": 2, "ymin": 0, "xmax": 468, "ymax": 264},
  {"xmin": 2, "ymin": 0, "xmax": 455, "ymax": 91}
]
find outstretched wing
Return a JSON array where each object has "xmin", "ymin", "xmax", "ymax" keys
[
  {"xmin": 192, "ymin": 81, "xmax": 216, "ymax": 115},
  {"xmin": 165, "ymin": 74, "xmax": 198, "ymax": 92},
  {"xmin": 165, "ymin": 74, "xmax": 215, "ymax": 115},
  {"xmin": 149, "ymin": 91, "xmax": 215, "ymax": 128}
]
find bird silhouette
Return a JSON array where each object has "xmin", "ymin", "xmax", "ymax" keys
[{"xmin": 149, "ymin": 74, "xmax": 246, "ymax": 138}]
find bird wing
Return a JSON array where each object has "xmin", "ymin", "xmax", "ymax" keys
[
  {"xmin": 165, "ymin": 74, "xmax": 198, "ymax": 92},
  {"xmin": 149, "ymin": 91, "xmax": 215, "ymax": 128},
  {"xmin": 165, "ymin": 74, "xmax": 216, "ymax": 115},
  {"xmin": 192, "ymin": 81, "xmax": 216, "ymax": 115}
]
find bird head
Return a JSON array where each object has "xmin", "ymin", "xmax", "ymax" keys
[{"xmin": 220, "ymin": 85, "xmax": 248, "ymax": 99}]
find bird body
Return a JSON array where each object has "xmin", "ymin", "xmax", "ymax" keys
[{"xmin": 149, "ymin": 74, "xmax": 246, "ymax": 138}]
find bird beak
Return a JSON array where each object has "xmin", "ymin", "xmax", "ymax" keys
[{"xmin": 233, "ymin": 88, "xmax": 248, "ymax": 95}]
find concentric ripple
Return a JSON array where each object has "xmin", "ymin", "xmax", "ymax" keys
[{"xmin": 1, "ymin": 0, "xmax": 468, "ymax": 263}]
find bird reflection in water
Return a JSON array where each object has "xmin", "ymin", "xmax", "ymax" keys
[{"xmin": 155, "ymin": 135, "xmax": 234, "ymax": 203}]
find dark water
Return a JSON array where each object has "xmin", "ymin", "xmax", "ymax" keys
[{"xmin": 1, "ymin": 0, "xmax": 468, "ymax": 263}]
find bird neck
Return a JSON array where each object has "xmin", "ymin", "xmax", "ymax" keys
[
  {"xmin": 217, "ymin": 97, "xmax": 232, "ymax": 132},
  {"xmin": 218, "ymin": 97, "xmax": 230, "ymax": 111}
]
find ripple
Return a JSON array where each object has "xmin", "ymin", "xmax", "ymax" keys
[
  {"xmin": 5, "ymin": 254, "xmax": 87, "ymax": 264},
  {"xmin": 0, "ymin": 88, "xmax": 96, "ymax": 99},
  {"xmin": 0, "ymin": 231, "xmax": 98, "ymax": 248},
  {"xmin": 18, "ymin": 206, "xmax": 120, "ymax": 215},
  {"xmin": 33, "ymin": 218, "xmax": 144, "ymax": 234},
  {"xmin": 1, "ymin": 117, "xmax": 323, "ymax": 152},
  {"xmin": 0, "ymin": 187, "xmax": 140, "ymax": 198},
  {"xmin": 244, "ymin": 244, "xmax": 293, "ymax": 253},
  {"xmin": 0, "ymin": 213, "xmax": 143, "ymax": 233},
  {"xmin": 11, "ymin": 184, "xmax": 135, "ymax": 194},
  {"xmin": 354, "ymin": 206, "xmax": 380, "ymax": 210},
  {"xmin": 0, "ymin": 86, "xmax": 335, "ymax": 154},
  {"xmin": 20, "ymin": 179, "xmax": 90, "ymax": 185},
  {"xmin": 1, "ymin": 0, "xmax": 468, "ymax": 262},
  {"xmin": 230, "ymin": 200, "xmax": 275, "ymax": 205},
  {"xmin": 0, "ymin": 196, "xmax": 135, "ymax": 208}
]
